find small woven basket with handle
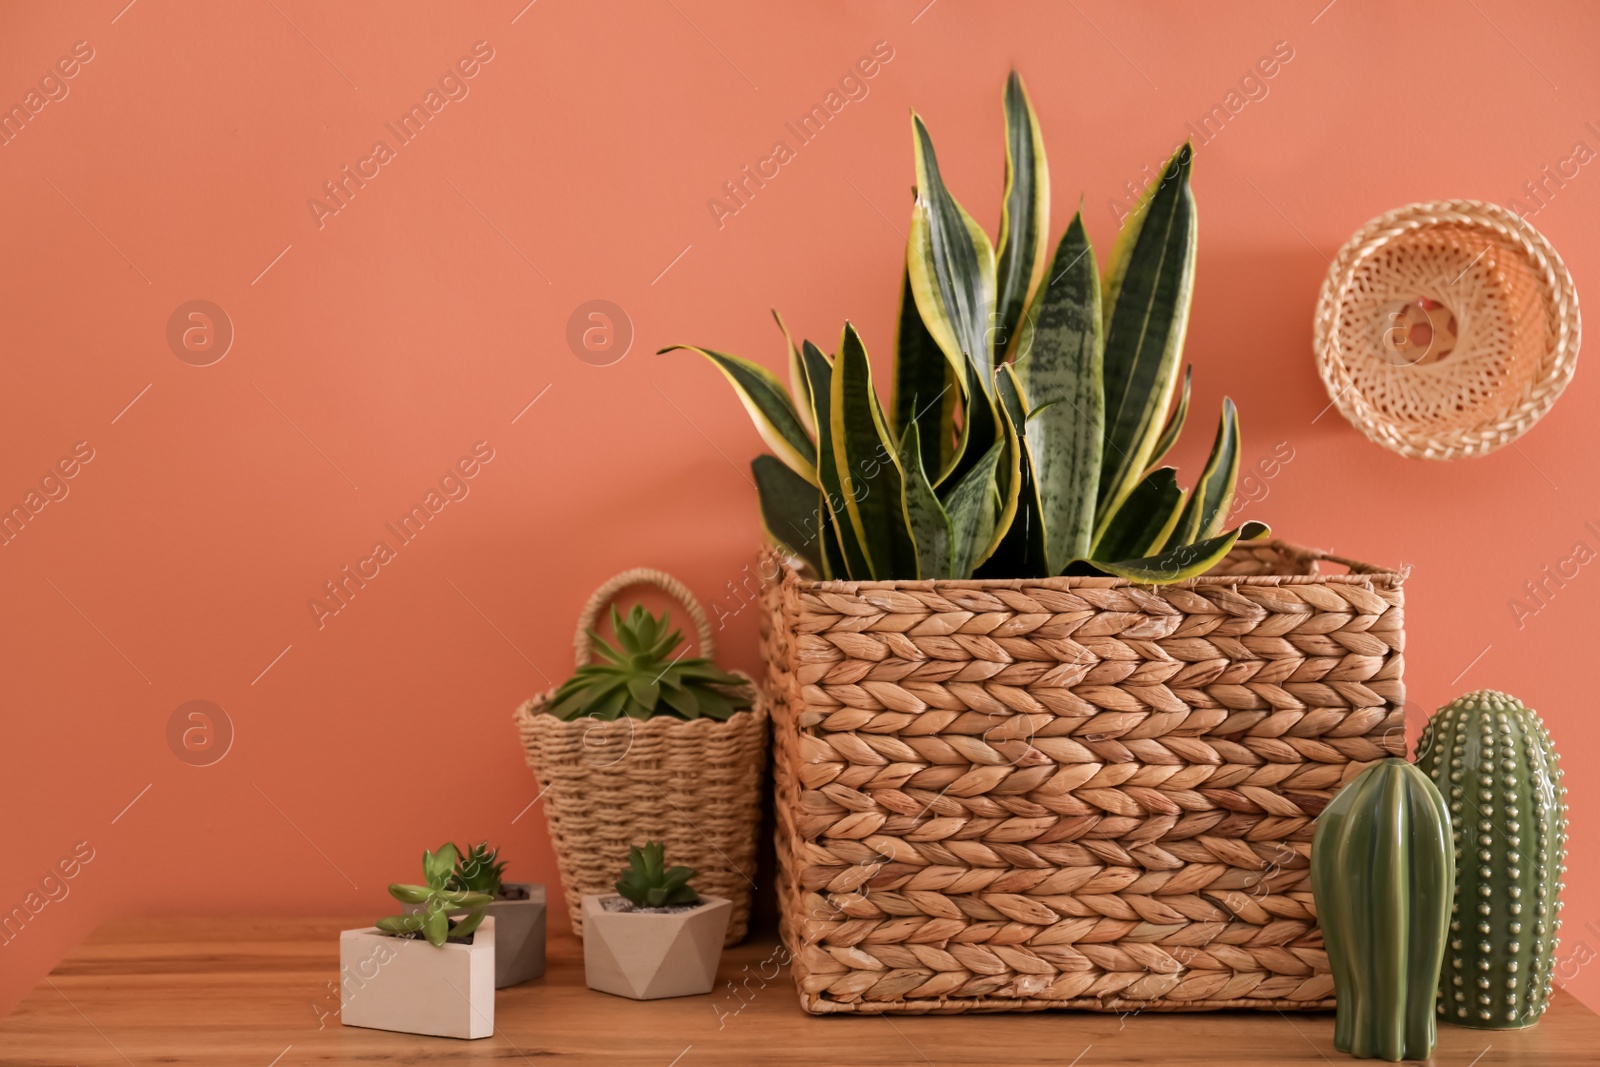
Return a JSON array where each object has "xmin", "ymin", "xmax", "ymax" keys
[{"xmin": 514, "ymin": 568, "xmax": 767, "ymax": 946}]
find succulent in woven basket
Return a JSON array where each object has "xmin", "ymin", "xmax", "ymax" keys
[
  {"xmin": 615, "ymin": 841, "xmax": 701, "ymax": 909},
  {"xmin": 543, "ymin": 603, "xmax": 751, "ymax": 721},
  {"xmin": 666, "ymin": 71, "xmax": 1267, "ymax": 583}
]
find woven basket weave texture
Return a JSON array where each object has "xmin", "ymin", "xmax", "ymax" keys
[
  {"xmin": 1313, "ymin": 199, "xmax": 1579, "ymax": 460},
  {"xmin": 515, "ymin": 568, "xmax": 767, "ymax": 947},
  {"xmin": 760, "ymin": 541, "xmax": 1405, "ymax": 1013}
]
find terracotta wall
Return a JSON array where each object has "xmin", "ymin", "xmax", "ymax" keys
[{"xmin": 2, "ymin": 0, "xmax": 1597, "ymax": 1018}]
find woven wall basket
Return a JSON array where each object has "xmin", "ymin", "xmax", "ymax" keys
[
  {"xmin": 1313, "ymin": 199, "xmax": 1580, "ymax": 460},
  {"xmin": 759, "ymin": 541, "xmax": 1405, "ymax": 1014},
  {"xmin": 514, "ymin": 568, "xmax": 767, "ymax": 947}
]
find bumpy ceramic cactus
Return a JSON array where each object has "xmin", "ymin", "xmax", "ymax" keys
[
  {"xmin": 1415, "ymin": 690, "xmax": 1568, "ymax": 1029},
  {"xmin": 1312, "ymin": 759, "xmax": 1454, "ymax": 1061}
]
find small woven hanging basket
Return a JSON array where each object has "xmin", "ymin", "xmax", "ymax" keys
[
  {"xmin": 1313, "ymin": 199, "xmax": 1580, "ymax": 460},
  {"xmin": 514, "ymin": 568, "xmax": 767, "ymax": 946}
]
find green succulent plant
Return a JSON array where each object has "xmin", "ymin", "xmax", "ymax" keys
[
  {"xmin": 666, "ymin": 71, "xmax": 1267, "ymax": 583},
  {"xmin": 544, "ymin": 604, "xmax": 752, "ymax": 722},
  {"xmin": 376, "ymin": 843, "xmax": 492, "ymax": 948},
  {"xmin": 615, "ymin": 841, "xmax": 700, "ymax": 909},
  {"xmin": 449, "ymin": 840, "xmax": 506, "ymax": 897}
]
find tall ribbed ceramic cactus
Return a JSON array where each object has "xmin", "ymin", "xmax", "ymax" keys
[
  {"xmin": 1312, "ymin": 759, "xmax": 1454, "ymax": 1062},
  {"xmin": 1415, "ymin": 690, "xmax": 1568, "ymax": 1029}
]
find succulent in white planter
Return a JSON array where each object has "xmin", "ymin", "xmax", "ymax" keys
[
  {"xmin": 340, "ymin": 844, "xmax": 495, "ymax": 1040},
  {"xmin": 583, "ymin": 842, "xmax": 731, "ymax": 1000},
  {"xmin": 450, "ymin": 841, "xmax": 547, "ymax": 987}
]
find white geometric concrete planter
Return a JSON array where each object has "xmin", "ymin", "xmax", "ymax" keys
[
  {"xmin": 338, "ymin": 917, "xmax": 495, "ymax": 1039},
  {"xmin": 487, "ymin": 883, "xmax": 546, "ymax": 988},
  {"xmin": 582, "ymin": 894, "xmax": 730, "ymax": 1000}
]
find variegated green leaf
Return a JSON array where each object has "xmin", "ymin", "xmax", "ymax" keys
[
  {"xmin": 817, "ymin": 492, "xmax": 847, "ymax": 580},
  {"xmin": 1015, "ymin": 213, "xmax": 1102, "ymax": 571},
  {"xmin": 772, "ymin": 309, "xmax": 812, "ymax": 436},
  {"xmin": 831, "ymin": 323, "xmax": 917, "ymax": 579},
  {"xmin": 977, "ymin": 363, "xmax": 1049, "ymax": 578},
  {"xmin": 898, "ymin": 421, "xmax": 953, "ymax": 579},
  {"xmin": 663, "ymin": 344, "xmax": 817, "ymax": 484},
  {"xmin": 1077, "ymin": 520, "xmax": 1269, "ymax": 584},
  {"xmin": 906, "ymin": 112, "xmax": 998, "ymax": 396},
  {"xmin": 943, "ymin": 439, "xmax": 1002, "ymax": 578},
  {"xmin": 1095, "ymin": 144, "xmax": 1196, "ymax": 535},
  {"xmin": 1174, "ymin": 397, "xmax": 1240, "ymax": 544},
  {"xmin": 1091, "ymin": 466, "xmax": 1185, "ymax": 563},
  {"xmin": 752, "ymin": 454, "xmax": 825, "ymax": 576},
  {"xmin": 801, "ymin": 341, "xmax": 870, "ymax": 579},
  {"xmin": 995, "ymin": 71, "xmax": 1049, "ymax": 364},
  {"xmin": 1146, "ymin": 364, "xmax": 1191, "ymax": 473},
  {"xmin": 891, "ymin": 265, "xmax": 960, "ymax": 482}
]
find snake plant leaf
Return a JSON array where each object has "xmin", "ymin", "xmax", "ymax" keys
[
  {"xmin": 898, "ymin": 420, "xmax": 954, "ymax": 578},
  {"xmin": 801, "ymin": 340, "xmax": 871, "ymax": 579},
  {"xmin": 1174, "ymin": 397, "xmax": 1240, "ymax": 544},
  {"xmin": 1091, "ymin": 466, "xmax": 1185, "ymax": 564},
  {"xmin": 1095, "ymin": 145, "xmax": 1196, "ymax": 536},
  {"xmin": 907, "ymin": 111, "xmax": 998, "ymax": 396},
  {"xmin": 662, "ymin": 344, "xmax": 818, "ymax": 484},
  {"xmin": 972, "ymin": 363, "xmax": 1032, "ymax": 571},
  {"xmin": 995, "ymin": 71, "xmax": 1049, "ymax": 364},
  {"xmin": 772, "ymin": 309, "xmax": 812, "ymax": 436},
  {"xmin": 831, "ymin": 322, "xmax": 918, "ymax": 579},
  {"xmin": 977, "ymin": 364, "xmax": 1049, "ymax": 578},
  {"xmin": 891, "ymin": 265, "xmax": 961, "ymax": 482},
  {"xmin": 1101, "ymin": 164, "xmax": 1160, "ymax": 331},
  {"xmin": 752, "ymin": 454, "xmax": 826, "ymax": 575},
  {"xmin": 817, "ymin": 492, "xmax": 848, "ymax": 580},
  {"xmin": 1015, "ymin": 212, "xmax": 1103, "ymax": 570},
  {"xmin": 943, "ymin": 439, "xmax": 1003, "ymax": 578},
  {"xmin": 1146, "ymin": 364, "xmax": 1191, "ymax": 473},
  {"xmin": 1076, "ymin": 519, "xmax": 1269, "ymax": 584}
]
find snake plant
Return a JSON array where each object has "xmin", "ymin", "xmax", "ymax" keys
[
  {"xmin": 377, "ymin": 844, "xmax": 493, "ymax": 947},
  {"xmin": 666, "ymin": 72, "xmax": 1266, "ymax": 582}
]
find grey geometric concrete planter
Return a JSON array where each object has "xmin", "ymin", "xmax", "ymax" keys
[
  {"xmin": 338, "ymin": 916, "xmax": 494, "ymax": 1040},
  {"xmin": 487, "ymin": 883, "xmax": 547, "ymax": 988},
  {"xmin": 582, "ymin": 894, "xmax": 731, "ymax": 1000}
]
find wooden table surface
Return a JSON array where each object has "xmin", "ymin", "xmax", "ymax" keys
[{"xmin": 3, "ymin": 917, "xmax": 1596, "ymax": 1066}]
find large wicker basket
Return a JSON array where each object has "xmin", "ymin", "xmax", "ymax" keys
[
  {"xmin": 515, "ymin": 568, "xmax": 767, "ymax": 947},
  {"xmin": 759, "ymin": 541, "xmax": 1405, "ymax": 1014}
]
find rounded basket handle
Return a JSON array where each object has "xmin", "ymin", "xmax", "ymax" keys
[{"xmin": 572, "ymin": 568, "xmax": 714, "ymax": 668}]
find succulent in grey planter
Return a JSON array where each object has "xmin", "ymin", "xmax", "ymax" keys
[
  {"xmin": 582, "ymin": 843, "xmax": 730, "ymax": 1000},
  {"xmin": 484, "ymin": 882, "xmax": 546, "ymax": 988},
  {"xmin": 406, "ymin": 842, "xmax": 547, "ymax": 988}
]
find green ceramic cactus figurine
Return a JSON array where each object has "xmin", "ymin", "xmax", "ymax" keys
[
  {"xmin": 1312, "ymin": 759, "xmax": 1455, "ymax": 1062},
  {"xmin": 1415, "ymin": 690, "xmax": 1568, "ymax": 1029}
]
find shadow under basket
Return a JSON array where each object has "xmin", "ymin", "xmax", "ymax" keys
[{"xmin": 758, "ymin": 540, "xmax": 1406, "ymax": 1015}]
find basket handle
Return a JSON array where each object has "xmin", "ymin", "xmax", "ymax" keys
[
  {"xmin": 1279, "ymin": 541, "xmax": 1394, "ymax": 577},
  {"xmin": 572, "ymin": 568, "xmax": 714, "ymax": 667}
]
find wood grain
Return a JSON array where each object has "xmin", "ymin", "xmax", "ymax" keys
[{"xmin": 1, "ymin": 917, "xmax": 1595, "ymax": 1065}]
